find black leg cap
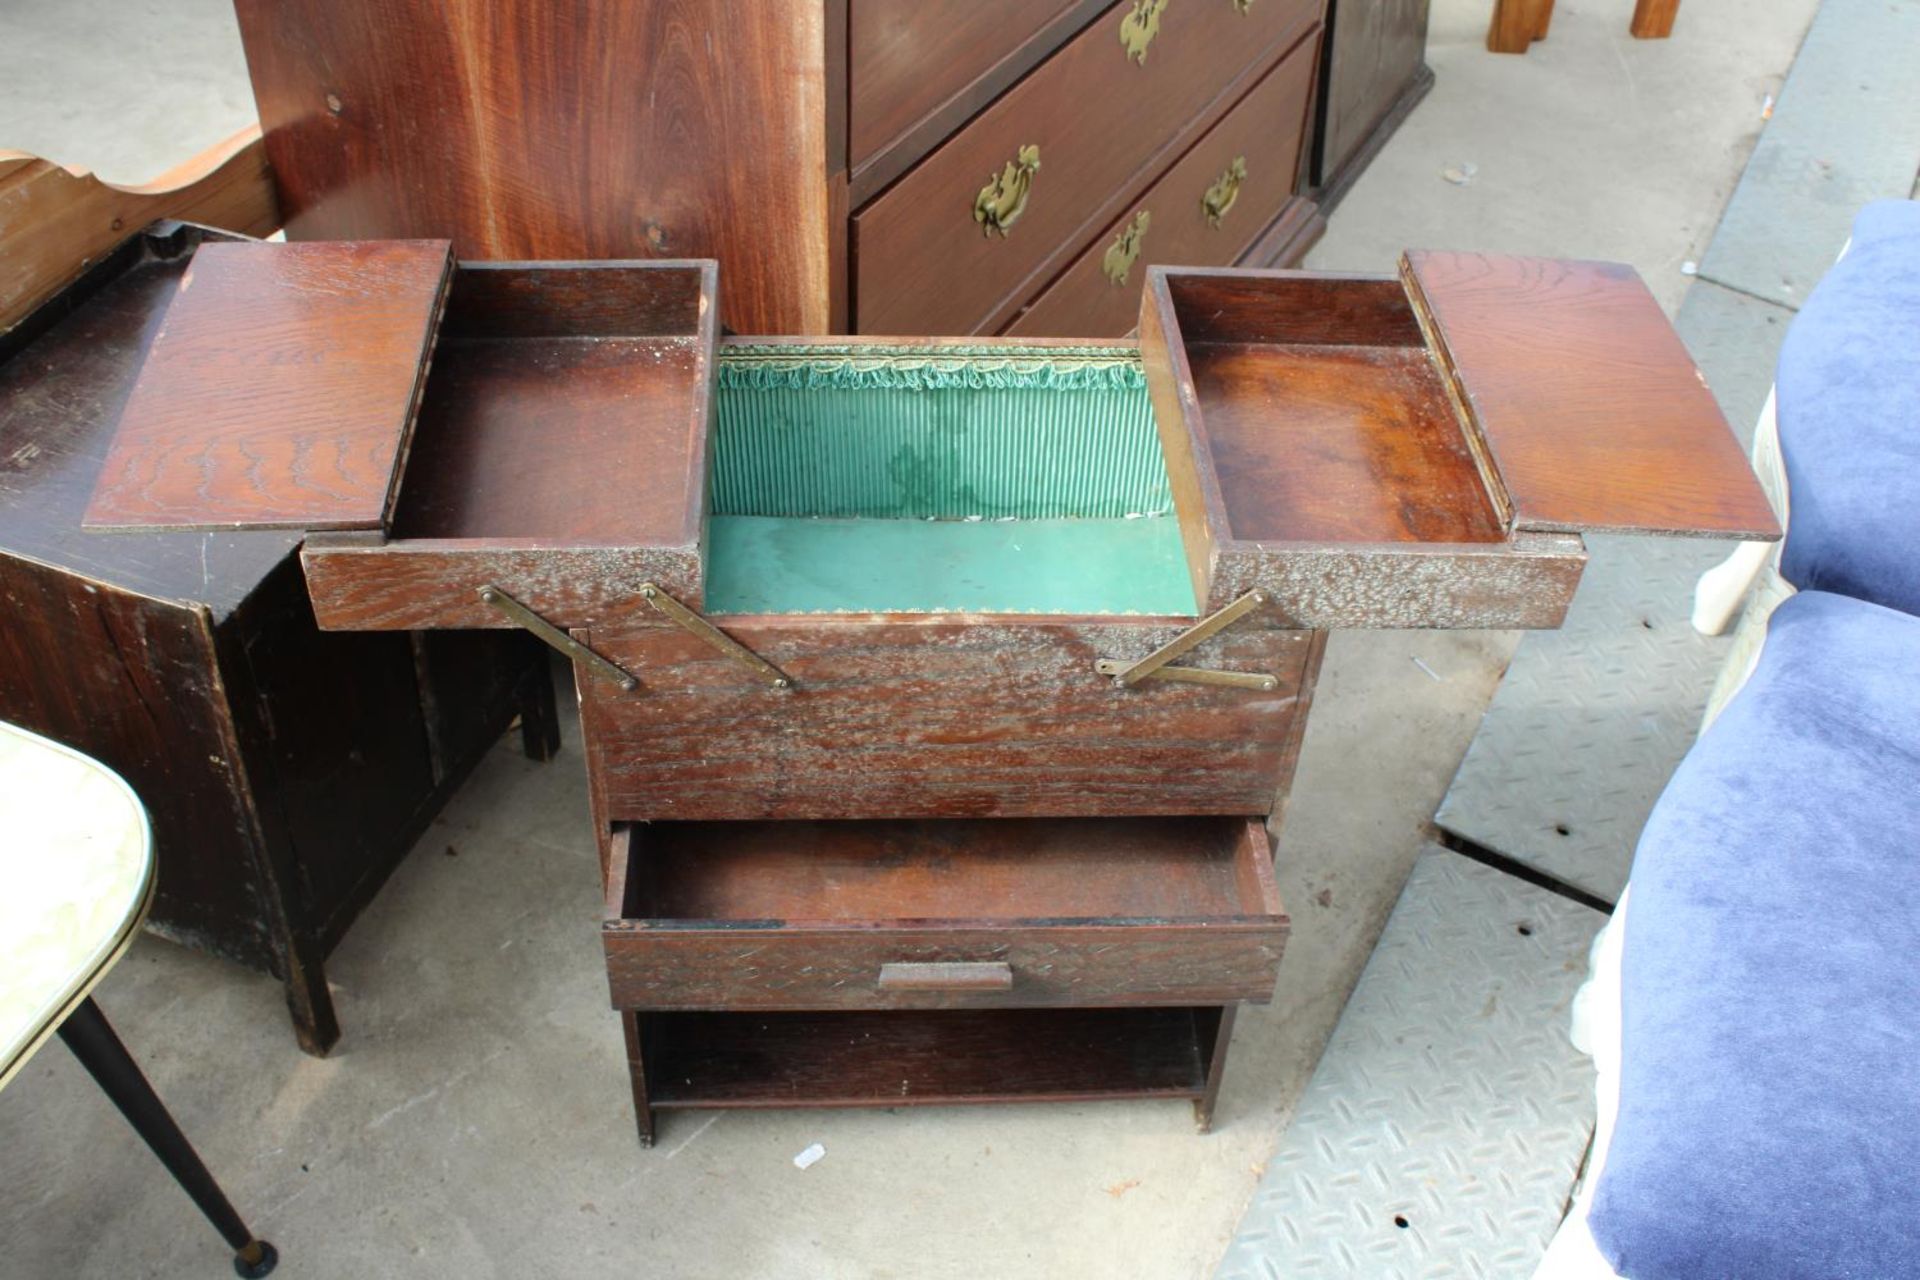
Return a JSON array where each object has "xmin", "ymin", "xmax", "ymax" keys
[{"xmin": 233, "ymin": 1240, "xmax": 278, "ymax": 1278}]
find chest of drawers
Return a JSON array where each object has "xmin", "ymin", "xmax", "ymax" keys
[
  {"xmin": 83, "ymin": 239, "xmax": 1775, "ymax": 1143},
  {"xmin": 233, "ymin": 0, "xmax": 1329, "ymax": 336}
]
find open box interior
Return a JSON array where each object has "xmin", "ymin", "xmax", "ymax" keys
[
  {"xmin": 638, "ymin": 1006, "xmax": 1222, "ymax": 1109},
  {"xmin": 613, "ymin": 816, "xmax": 1270, "ymax": 926},
  {"xmin": 1158, "ymin": 273, "xmax": 1505, "ymax": 547},
  {"xmin": 703, "ymin": 346, "xmax": 1197, "ymax": 617},
  {"xmin": 390, "ymin": 263, "xmax": 712, "ymax": 548}
]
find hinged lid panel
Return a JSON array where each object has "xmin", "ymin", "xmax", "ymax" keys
[
  {"xmin": 1402, "ymin": 250, "xmax": 1780, "ymax": 539},
  {"xmin": 84, "ymin": 239, "xmax": 453, "ymax": 532}
]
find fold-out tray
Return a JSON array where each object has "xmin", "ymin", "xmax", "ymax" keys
[{"xmin": 1138, "ymin": 255, "xmax": 1780, "ymax": 626}]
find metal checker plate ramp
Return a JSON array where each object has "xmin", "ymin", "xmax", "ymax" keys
[{"xmin": 1215, "ymin": 848, "xmax": 1605, "ymax": 1280}]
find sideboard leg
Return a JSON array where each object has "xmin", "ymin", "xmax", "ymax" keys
[
  {"xmin": 59, "ymin": 997, "xmax": 279, "ymax": 1276},
  {"xmin": 1533, "ymin": 0, "xmax": 1556, "ymax": 39},
  {"xmin": 517, "ymin": 656, "xmax": 562, "ymax": 762},
  {"xmin": 1487, "ymin": 0, "xmax": 1542, "ymax": 52},
  {"xmin": 1630, "ymin": 0, "xmax": 1679, "ymax": 38},
  {"xmin": 621, "ymin": 1011, "xmax": 657, "ymax": 1148}
]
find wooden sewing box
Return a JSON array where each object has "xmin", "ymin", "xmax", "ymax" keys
[{"xmin": 83, "ymin": 239, "xmax": 1774, "ymax": 1145}]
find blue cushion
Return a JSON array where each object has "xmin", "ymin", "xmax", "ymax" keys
[
  {"xmin": 1590, "ymin": 590, "xmax": 1920, "ymax": 1279},
  {"xmin": 1777, "ymin": 199, "xmax": 1920, "ymax": 617}
]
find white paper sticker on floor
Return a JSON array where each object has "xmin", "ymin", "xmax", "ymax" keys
[{"xmin": 793, "ymin": 1143, "xmax": 825, "ymax": 1170}]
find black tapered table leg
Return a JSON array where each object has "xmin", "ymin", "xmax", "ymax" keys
[{"xmin": 57, "ymin": 996, "xmax": 278, "ymax": 1278}]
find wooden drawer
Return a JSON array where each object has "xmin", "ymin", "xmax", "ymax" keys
[
  {"xmin": 852, "ymin": 0, "xmax": 1320, "ymax": 335},
  {"xmin": 850, "ymin": 0, "xmax": 1095, "ymax": 174},
  {"xmin": 1009, "ymin": 27, "xmax": 1321, "ymax": 338},
  {"xmin": 577, "ymin": 617, "xmax": 1321, "ymax": 822},
  {"xmin": 602, "ymin": 817, "xmax": 1289, "ymax": 1011}
]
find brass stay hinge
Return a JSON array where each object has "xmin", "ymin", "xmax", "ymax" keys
[
  {"xmin": 478, "ymin": 585, "xmax": 639, "ymax": 690},
  {"xmin": 1096, "ymin": 589, "xmax": 1280, "ymax": 691},
  {"xmin": 638, "ymin": 583, "xmax": 793, "ymax": 691}
]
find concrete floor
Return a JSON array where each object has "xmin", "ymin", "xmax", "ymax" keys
[{"xmin": 0, "ymin": 1, "xmax": 1816, "ymax": 1276}]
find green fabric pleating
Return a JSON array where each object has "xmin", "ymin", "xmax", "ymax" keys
[{"xmin": 706, "ymin": 345, "xmax": 1194, "ymax": 616}]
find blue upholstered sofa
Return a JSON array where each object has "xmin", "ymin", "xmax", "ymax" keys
[{"xmin": 1538, "ymin": 199, "xmax": 1920, "ymax": 1279}]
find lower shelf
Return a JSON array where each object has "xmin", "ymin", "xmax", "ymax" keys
[{"xmin": 642, "ymin": 1006, "xmax": 1223, "ymax": 1111}]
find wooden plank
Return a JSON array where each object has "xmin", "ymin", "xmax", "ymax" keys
[
  {"xmin": 233, "ymin": 0, "xmax": 833, "ymax": 334},
  {"xmin": 1403, "ymin": 250, "xmax": 1780, "ymax": 540},
  {"xmin": 0, "ymin": 128, "xmax": 280, "ymax": 338},
  {"xmin": 85, "ymin": 239, "xmax": 453, "ymax": 532},
  {"xmin": 579, "ymin": 617, "xmax": 1317, "ymax": 821}
]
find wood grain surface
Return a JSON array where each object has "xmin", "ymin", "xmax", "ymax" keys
[
  {"xmin": 853, "ymin": 0, "xmax": 1318, "ymax": 334},
  {"xmin": 1319, "ymin": 0, "xmax": 1430, "ymax": 180},
  {"xmin": 0, "ymin": 128, "xmax": 280, "ymax": 338},
  {"xmin": 85, "ymin": 239, "xmax": 453, "ymax": 532},
  {"xmin": 579, "ymin": 616, "xmax": 1316, "ymax": 821},
  {"xmin": 1403, "ymin": 251, "xmax": 1781, "ymax": 539},
  {"xmin": 604, "ymin": 812, "xmax": 1286, "ymax": 1010},
  {"xmin": 234, "ymin": 0, "xmax": 836, "ymax": 333},
  {"xmin": 1007, "ymin": 30, "xmax": 1321, "ymax": 337}
]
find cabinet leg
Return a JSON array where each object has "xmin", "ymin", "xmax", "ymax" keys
[
  {"xmin": 1194, "ymin": 1004, "xmax": 1239, "ymax": 1134},
  {"xmin": 1630, "ymin": 0, "xmax": 1679, "ymax": 38},
  {"xmin": 1487, "ymin": 0, "xmax": 1543, "ymax": 52},
  {"xmin": 517, "ymin": 657, "xmax": 562, "ymax": 762},
  {"xmin": 281, "ymin": 937, "xmax": 339, "ymax": 1058},
  {"xmin": 621, "ymin": 1011, "xmax": 656, "ymax": 1148},
  {"xmin": 1533, "ymin": 0, "xmax": 1556, "ymax": 39},
  {"xmin": 59, "ymin": 998, "xmax": 279, "ymax": 1277}
]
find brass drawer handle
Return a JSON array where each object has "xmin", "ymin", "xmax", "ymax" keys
[
  {"xmin": 1203, "ymin": 155, "xmax": 1247, "ymax": 228},
  {"xmin": 1120, "ymin": 0, "xmax": 1170, "ymax": 63},
  {"xmin": 974, "ymin": 144, "xmax": 1041, "ymax": 238},
  {"xmin": 1232, "ymin": 0, "xmax": 1255, "ymax": 12},
  {"xmin": 877, "ymin": 961, "xmax": 1013, "ymax": 992},
  {"xmin": 1102, "ymin": 210, "xmax": 1151, "ymax": 286}
]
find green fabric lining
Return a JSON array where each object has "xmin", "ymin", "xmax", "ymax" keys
[{"xmin": 705, "ymin": 345, "xmax": 1192, "ymax": 615}]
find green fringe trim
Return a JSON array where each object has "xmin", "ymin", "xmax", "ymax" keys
[{"xmin": 717, "ymin": 344, "xmax": 1147, "ymax": 392}]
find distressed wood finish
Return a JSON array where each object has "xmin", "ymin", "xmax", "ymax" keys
[
  {"xmin": 0, "ymin": 129, "xmax": 279, "ymax": 337},
  {"xmin": 603, "ymin": 818, "xmax": 1287, "ymax": 1010},
  {"xmin": 854, "ymin": 2, "xmax": 1320, "ymax": 335},
  {"xmin": 0, "ymin": 225, "xmax": 553, "ymax": 1054},
  {"xmin": 234, "ymin": 0, "xmax": 836, "ymax": 333},
  {"xmin": 1403, "ymin": 251, "xmax": 1780, "ymax": 539},
  {"xmin": 578, "ymin": 617, "xmax": 1315, "ymax": 821},
  {"xmin": 1008, "ymin": 31, "xmax": 1322, "ymax": 337},
  {"xmin": 86, "ymin": 239, "xmax": 453, "ymax": 532}
]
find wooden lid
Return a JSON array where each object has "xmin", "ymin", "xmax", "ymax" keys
[
  {"xmin": 84, "ymin": 239, "xmax": 453, "ymax": 532},
  {"xmin": 1402, "ymin": 251, "xmax": 1780, "ymax": 540}
]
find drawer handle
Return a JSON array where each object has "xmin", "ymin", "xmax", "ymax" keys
[
  {"xmin": 1232, "ymin": 0, "xmax": 1255, "ymax": 12},
  {"xmin": 1203, "ymin": 156, "xmax": 1248, "ymax": 228},
  {"xmin": 974, "ymin": 144, "xmax": 1041, "ymax": 238},
  {"xmin": 877, "ymin": 961, "xmax": 1013, "ymax": 992},
  {"xmin": 1120, "ymin": 0, "xmax": 1170, "ymax": 64},
  {"xmin": 1102, "ymin": 210, "xmax": 1152, "ymax": 286}
]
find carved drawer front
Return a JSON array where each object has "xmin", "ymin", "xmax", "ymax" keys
[
  {"xmin": 602, "ymin": 817, "xmax": 1289, "ymax": 1011},
  {"xmin": 577, "ymin": 616, "xmax": 1320, "ymax": 822},
  {"xmin": 852, "ymin": 0, "xmax": 1320, "ymax": 335},
  {"xmin": 1008, "ymin": 24, "xmax": 1321, "ymax": 337}
]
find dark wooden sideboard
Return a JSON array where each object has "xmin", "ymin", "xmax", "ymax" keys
[
  {"xmin": 231, "ymin": 0, "xmax": 1330, "ymax": 337},
  {"xmin": 0, "ymin": 226, "xmax": 557, "ymax": 1055}
]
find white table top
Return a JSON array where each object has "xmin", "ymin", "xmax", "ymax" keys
[{"xmin": 0, "ymin": 721, "xmax": 153, "ymax": 1090}]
